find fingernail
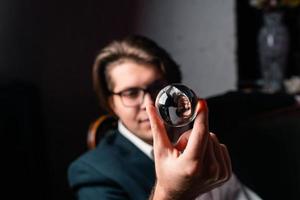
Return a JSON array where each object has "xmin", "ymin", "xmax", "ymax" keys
[{"xmin": 196, "ymin": 99, "xmax": 207, "ymax": 114}]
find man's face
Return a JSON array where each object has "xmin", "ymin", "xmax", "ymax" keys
[{"xmin": 108, "ymin": 60, "xmax": 164, "ymax": 145}]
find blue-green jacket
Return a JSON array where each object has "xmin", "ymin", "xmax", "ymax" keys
[{"xmin": 68, "ymin": 130, "xmax": 156, "ymax": 200}]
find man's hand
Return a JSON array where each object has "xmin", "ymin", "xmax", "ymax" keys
[{"xmin": 146, "ymin": 99, "xmax": 232, "ymax": 200}]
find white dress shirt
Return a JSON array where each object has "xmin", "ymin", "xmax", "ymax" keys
[
  {"xmin": 118, "ymin": 121, "xmax": 262, "ymax": 200},
  {"xmin": 118, "ymin": 121, "xmax": 153, "ymax": 159}
]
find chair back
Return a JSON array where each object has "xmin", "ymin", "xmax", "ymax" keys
[{"xmin": 87, "ymin": 115, "xmax": 117, "ymax": 149}]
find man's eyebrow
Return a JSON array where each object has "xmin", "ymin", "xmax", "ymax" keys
[
  {"xmin": 116, "ymin": 79, "xmax": 166, "ymax": 93},
  {"xmin": 114, "ymin": 86, "xmax": 140, "ymax": 94},
  {"xmin": 122, "ymin": 87, "xmax": 140, "ymax": 92}
]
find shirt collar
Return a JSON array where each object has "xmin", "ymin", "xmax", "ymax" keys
[{"xmin": 118, "ymin": 121, "xmax": 153, "ymax": 160}]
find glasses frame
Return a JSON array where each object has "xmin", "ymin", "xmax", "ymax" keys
[{"xmin": 110, "ymin": 80, "xmax": 168, "ymax": 107}]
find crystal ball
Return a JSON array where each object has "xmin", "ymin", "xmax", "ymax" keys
[{"xmin": 155, "ymin": 84, "xmax": 198, "ymax": 127}]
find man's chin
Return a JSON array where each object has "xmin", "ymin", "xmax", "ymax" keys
[{"xmin": 139, "ymin": 129, "xmax": 153, "ymax": 145}]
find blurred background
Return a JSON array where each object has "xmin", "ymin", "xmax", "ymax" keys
[{"xmin": 0, "ymin": 0, "xmax": 299, "ymax": 199}]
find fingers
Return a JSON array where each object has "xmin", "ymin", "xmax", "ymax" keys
[
  {"xmin": 220, "ymin": 144, "xmax": 232, "ymax": 181},
  {"xmin": 208, "ymin": 133, "xmax": 222, "ymax": 180},
  {"xmin": 197, "ymin": 132, "xmax": 231, "ymax": 189},
  {"xmin": 184, "ymin": 99, "xmax": 209, "ymax": 160},
  {"xmin": 202, "ymin": 133, "xmax": 219, "ymax": 181},
  {"xmin": 210, "ymin": 133, "xmax": 231, "ymax": 183},
  {"xmin": 146, "ymin": 102, "xmax": 173, "ymax": 155},
  {"xmin": 203, "ymin": 145, "xmax": 232, "ymax": 193}
]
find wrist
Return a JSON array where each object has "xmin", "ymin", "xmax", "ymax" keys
[
  {"xmin": 151, "ymin": 182, "xmax": 172, "ymax": 200},
  {"xmin": 150, "ymin": 182, "xmax": 195, "ymax": 200}
]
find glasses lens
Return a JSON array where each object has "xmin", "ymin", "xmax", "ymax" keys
[
  {"xmin": 118, "ymin": 80, "xmax": 168, "ymax": 107},
  {"xmin": 120, "ymin": 88, "xmax": 144, "ymax": 107}
]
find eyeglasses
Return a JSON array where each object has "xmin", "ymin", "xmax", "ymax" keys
[{"xmin": 110, "ymin": 80, "xmax": 168, "ymax": 107}]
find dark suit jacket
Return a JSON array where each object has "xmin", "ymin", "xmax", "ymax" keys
[{"xmin": 68, "ymin": 130, "xmax": 156, "ymax": 200}]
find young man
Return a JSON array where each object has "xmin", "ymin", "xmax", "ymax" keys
[{"xmin": 68, "ymin": 35, "xmax": 261, "ymax": 200}]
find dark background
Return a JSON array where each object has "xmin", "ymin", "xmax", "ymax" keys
[
  {"xmin": 0, "ymin": 1, "xmax": 140, "ymax": 199},
  {"xmin": 1, "ymin": 0, "xmax": 299, "ymax": 199}
]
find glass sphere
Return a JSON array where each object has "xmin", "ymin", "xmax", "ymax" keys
[{"xmin": 155, "ymin": 84, "xmax": 198, "ymax": 127}]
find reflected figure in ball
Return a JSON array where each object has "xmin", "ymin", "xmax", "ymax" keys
[
  {"xmin": 155, "ymin": 84, "xmax": 198, "ymax": 127},
  {"xmin": 176, "ymin": 94, "xmax": 192, "ymax": 119}
]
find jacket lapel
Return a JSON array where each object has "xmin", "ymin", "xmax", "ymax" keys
[{"xmin": 113, "ymin": 131, "xmax": 156, "ymax": 194}]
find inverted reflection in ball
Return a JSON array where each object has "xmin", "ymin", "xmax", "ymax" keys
[{"xmin": 155, "ymin": 84, "xmax": 198, "ymax": 127}]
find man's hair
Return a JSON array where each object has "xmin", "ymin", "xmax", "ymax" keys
[{"xmin": 92, "ymin": 35, "xmax": 182, "ymax": 113}]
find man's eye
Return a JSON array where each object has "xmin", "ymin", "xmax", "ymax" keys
[{"xmin": 122, "ymin": 89, "xmax": 141, "ymax": 98}]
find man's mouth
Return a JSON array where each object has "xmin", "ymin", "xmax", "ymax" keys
[{"xmin": 139, "ymin": 119, "xmax": 150, "ymax": 123}]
